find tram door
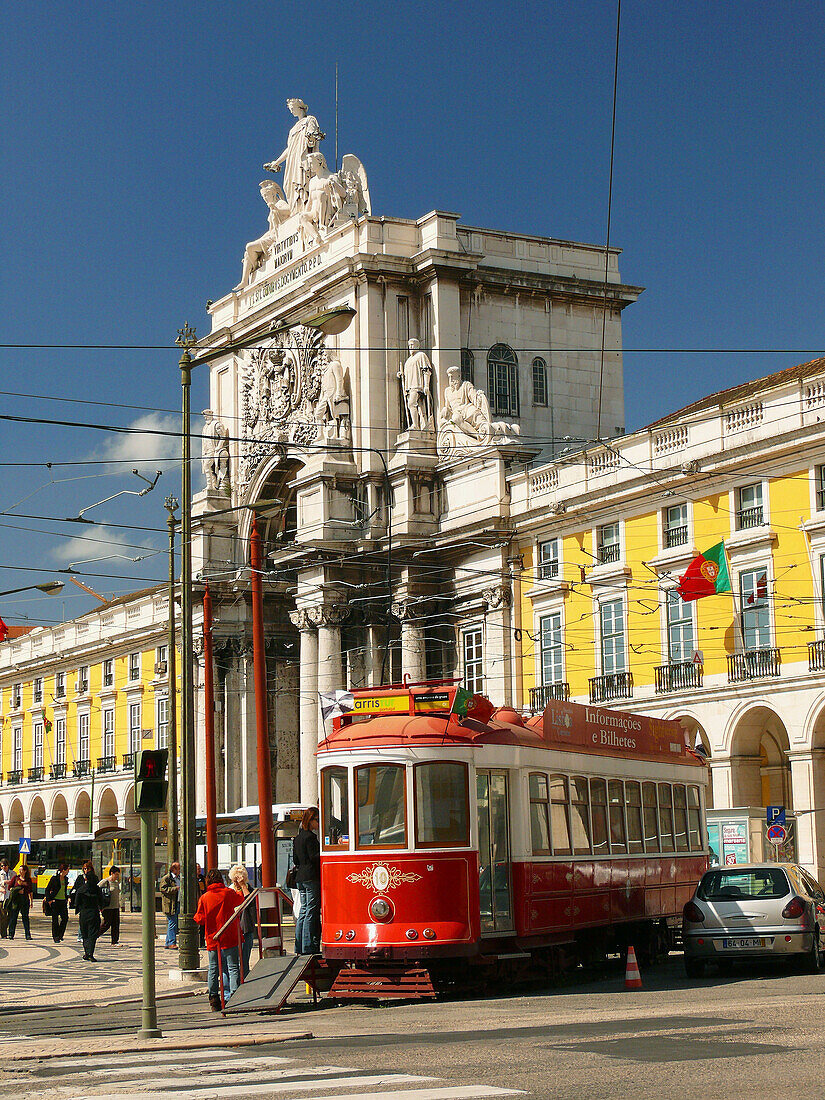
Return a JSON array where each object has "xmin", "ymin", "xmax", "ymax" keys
[{"xmin": 476, "ymin": 770, "xmax": 513, "ymax": 933}]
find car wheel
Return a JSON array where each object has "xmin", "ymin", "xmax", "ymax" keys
[
  {"xmin": 807, "ymin": 931, "xmax": 823, "ymax": 974},
  {"xmin": 684, "ymin": 957, "xmax": 705, "ymax": 979}
]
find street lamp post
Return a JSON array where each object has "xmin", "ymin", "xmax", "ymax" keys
[
  {"xmin": 164, "ymin": 495, "xmax": 179, "ymax": 866},
  {"xmin": 175, "ymin": 321, "xmax": 199, "ymax": 975},
  {"xmin": 0, "ymin": 581, "xmax": 65, "ymax": 598}
]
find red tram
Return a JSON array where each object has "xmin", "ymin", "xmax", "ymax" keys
[{"xmin": 317, "ymin": 683, "xmax": 708, "ymax": 997}]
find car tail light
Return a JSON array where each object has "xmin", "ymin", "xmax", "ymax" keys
[
  {"xmin": 782, "ymin": 896, "xmax": 806, "ymax": 919},
  {"xmin": 683, "ymin": 901, "xmax": 704, "ymax": 923}
]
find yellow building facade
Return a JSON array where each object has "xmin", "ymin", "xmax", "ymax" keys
[{"xmin": 508, "ymin": 358, "xmax": 825, "ymax": 879}]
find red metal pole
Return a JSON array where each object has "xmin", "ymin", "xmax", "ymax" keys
[
  {"xmin": 251, "ymin": 518, "xmax": 276, "ymax": 888},
  {"xmin": 203, "ymin": 583, "xmax": 218, "ymax": 869}
]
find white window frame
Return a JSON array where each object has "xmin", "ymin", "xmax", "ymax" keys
[
  {"xmin": 156, "ymin": 696, "xmax": 169, "ymax": 749},
  {"xmin": 599, "ymin": 598, "xmax": 627, "ymax": 675},
  {"xmin": 128, "ymin": 652, "xmax": 141, "ymax": 682},
  {"xmin": 55, "ymin": 671, "xmax": 65, "ymax": 698},
  {"xmin": 103, "ymin": 707, "xmax": 115, "ymax": 759},
  {"xmin": 55, "ymin": 718, "xmax": 66, "ymax": 766},
  {"xmin": 537, "ymin": 538, "xmax": 560, "ymax": 580},
  {"xmin": 13, "ymin": 726, "xmax": 22, "ymax": 772},
  {"xmin": 736, "ymin": 482, "xmax": 765, "ymax": 530},
  {"xmin": 663, "ymin": 502, "xmax": 689, "ymax": 550},
  {"xmin": 33, "ymin": 677, "xmax": 43, "ymax": 704},
  {"xmin": 665, "ymin": 589, "xmax": 695, "ymax": 663},
  {"xmin": 531, "ymin": 357, "xmax": 548, "ymax": 407},
  {"xmin": 539, "ymin": 611, "xmax": 564, "ymax": 686},
  {"xmin": 78, "ymin": 713, "xmax": 90, "ymax": 762},
  {"xmin": 596, "ymin": 522, "xmax": 621, "ymax": 565},
  {"xmin": 487, "ymin": 344, "xmax": 520, "ymax": 418},
  {"xmin": 102, "ymin": 658, "xmax": 114, "ymax": 687},
  {"xmin": 462, "ymin": 626, "xmax": 484, "ymax": 694},
  {"xmin": 739, "ymin": 566, "xmax": 772, "ymax": 650},
  {"xmin": 129, "ymin": 702, "xmax": 142, "ymax": 753},
  {"xmin": 33, "ymin": 721, "xmax": 43, "ymax": 770}
]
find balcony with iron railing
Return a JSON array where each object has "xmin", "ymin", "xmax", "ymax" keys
[
  {"xmin": 810, "ymin": 639, "xmax": 825, "ymax": 672},
  {"xmin": 655, "ymin": 660, "xmax": 703, "ymax": 694},
  {"xmin": 27, "ymin": 766, "xmax": 44, "ymax": 783},
  {"xmin": 530, "ymin": 682, "xmax": 571, "ymax": 711},
  {"xmin": 72, "ymin": 759, "xmax": 91, "ymax": 778},
  {"xmin": 589, "ymin": 671, "xmax": 634, "ymax": 705},
  {"xmin": 597, "ymin": 543, "xmax": 621, "ymax": 565},
  {"xmin": 664, "ymin": 525, "xmax": 689, "ymax": 549},
  {"xmin": 727, "ymin": 648, "xmax": 781, "ymax": 682},
  {"xmin": 818, "ymin": 487, "xmax": 825, "ymax": 512},
  {"xmin": 7, "ymin": 770, "xmax": 22, "ymax": 786},
  {"xmin": 97, "ymin": 756, "xmax": 117, "ymax": 774},
  {"xmin": 122, "ymin": 752, "xmax": 134, "ymax": 771},
  {"xmin": 50, "ymin": 763, "xmax": 67, "ymax": 781},
  {"xmin": 736, "ymin": 506, "xmax": 764, "ymax": 530}
]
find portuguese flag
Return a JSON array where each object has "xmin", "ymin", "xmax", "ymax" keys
[{"xmin": 677, "ymin": 542, "xmax": 731, "ymax": 602}]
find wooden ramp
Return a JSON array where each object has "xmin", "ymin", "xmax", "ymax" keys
[{"xmin": 224, "ymin": 954, "xmax": 324, "ymax": 1014}]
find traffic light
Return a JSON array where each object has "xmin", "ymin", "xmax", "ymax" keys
[{"xmin": 135, "ymin": 749, "xmax": 169, "ymax": 812}]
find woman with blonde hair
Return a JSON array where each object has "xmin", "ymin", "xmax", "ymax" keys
[{"xmin": 228, "ymin": 863, "xmax": 256, "ymax": 977}]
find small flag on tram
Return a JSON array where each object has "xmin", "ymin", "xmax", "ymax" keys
[
  {"xmin": 320, "ymin": 689, "xmax": 355, "ymax": 722},
  {"xmin": 0, "ymin": 616, "xmax": 8, "ymax": 643},
  {"xmin": 677, "ymin": 542, "xmax": 731, "ymax": 602}
]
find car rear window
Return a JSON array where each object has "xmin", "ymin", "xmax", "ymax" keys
[{"xmin": 697, "ymin": 868, "xmax": 790, "ymax": 901}]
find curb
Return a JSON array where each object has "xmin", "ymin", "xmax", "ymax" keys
[
  {"xmin": 0, "ymin": 1031, "xmax": 314, "ymax": 1061},
  {"xmin": 6, "ymin": 987, "xmax": 206, "ymax": 1015}
]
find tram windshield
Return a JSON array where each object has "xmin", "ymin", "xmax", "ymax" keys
[{"xmin": 356, "ymin": 764, "xmax": 407, "ymax": 848}]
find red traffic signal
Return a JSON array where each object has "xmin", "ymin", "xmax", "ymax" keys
[
  {"xmin": 136, "ymin": 749, "xmax": 168, "ymax": 782},
  {"xmin": 135, "ymin": 749, "xmax": 169, "ymax": 813}
]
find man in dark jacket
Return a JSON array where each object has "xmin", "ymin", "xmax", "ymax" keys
[
  {"xmin": 70, "ymin": 861, "xmax": 103, "ymax": 961},
  {"xmin": 44, "ymin": 863, "xmax": 70, "ymax": 943}
]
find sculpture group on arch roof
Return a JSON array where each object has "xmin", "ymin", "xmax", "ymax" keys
[{"xmin": 237, "ymin": 98, "xmax": 370, "ymax": 289}]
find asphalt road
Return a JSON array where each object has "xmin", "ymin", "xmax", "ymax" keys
[{"xmin": 7, "ymin": 954, "xmax": 825, "ymax": 1098}]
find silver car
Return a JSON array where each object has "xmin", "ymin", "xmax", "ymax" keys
[{"xmin": 682, "ymin": 862, "xmax": 825, "ymax": 977}]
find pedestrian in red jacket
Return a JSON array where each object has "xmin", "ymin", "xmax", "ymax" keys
[{"xmin": 194, "ymin": 868, "xmax": 241, "ymax": 1011}]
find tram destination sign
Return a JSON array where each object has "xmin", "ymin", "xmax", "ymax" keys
[{"xmin": 541, "ymin": 699, "xmax": 696, "ymax": 765}]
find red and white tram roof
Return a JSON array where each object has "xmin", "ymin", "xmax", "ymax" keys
[{"xmin": 318, "ymin": 684, "xmax": 704, "ymax": 770}]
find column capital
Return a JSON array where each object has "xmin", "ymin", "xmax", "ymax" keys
[
  {"xmin": 305, "ymin": 602, "xmax": 351, "ymax": 629},
  {"xmin": 390, "ymin": 598, "xmax": 420, "ymax": 623},
  {"xmin": 289, "ymin": 609, "xmax": 316, "ymax": 633}
]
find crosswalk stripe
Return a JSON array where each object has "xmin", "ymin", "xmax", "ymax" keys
[
  {"xmin": 74, "ymin": 1055, "xmax": 302, "ymax": 1080},
  {"xmin": 77, "ymin": 1064, "xmax": 352, "ymax": 1088},
  {"xmin": 76, "ymin": 1072, "xmax": 436, "ymax": 1099},
  {"xmin": 23, "ymin": 1049, "xmax": 247, "ymax": 1070},
  {"xmin": 299, "ymin": 1090, "xmax": 524, "ymax": 1100}
]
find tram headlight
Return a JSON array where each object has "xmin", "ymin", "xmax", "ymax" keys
[{"xmin": 369, "ymin": 897, "xmax": 393, "ymax": 922}]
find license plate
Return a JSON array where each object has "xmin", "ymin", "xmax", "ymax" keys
[{"xmin": 721, "ymin": 937, "xmax": 766, "ymax": 949}]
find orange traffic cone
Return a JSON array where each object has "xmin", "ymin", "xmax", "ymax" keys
[{"xmin": 624, "ymin": 945, "xmax": 643, "ymax": 990}]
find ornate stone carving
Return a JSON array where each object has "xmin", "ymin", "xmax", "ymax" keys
[
  {"xmin": 238, "ymin": 324, "xmax": 328, "ymax": 492},
  {"xmin": 288, "ymin": 609, "xmax": 316, "ymax": 633},
  {"xmin": 314, "ymin": 357, "xmax": 351, "ymax": 443},
  {"xmin": 483, "ymin": 584, "xmax": 512, "ymax": 611},
  {"xmin": 237, "ymin": 180, "xmax": 291, "ymax": 289},
  {"xmin": 202, "ymin": 409, "xmax": 231, "ymax": 494},
  {"xmin": 436, "ymin": 366, "xmax": 520, "ymax": 460},
  {"xmin": 305, "ymin": 603, "xmax": 351, "ymax": 629},
  {"xmin": 398, "ymin": 339, "xmax": 434, "ymax": 432},
  {"xmin": 390, "ymin": 599, "xmax": 418, "ymax": 622}
]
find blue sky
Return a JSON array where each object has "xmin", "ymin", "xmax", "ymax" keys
[{"xmin": 1, "ymin": 0, "xmax": 824, "ymax": 624}]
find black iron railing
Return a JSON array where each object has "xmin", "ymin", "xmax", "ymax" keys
[
  {"xmin": 727, "ymin": 648, "xmax": 781, "ymax": 682},
  {"xmin": 597, "ymin": 543, "xmax": 621, "ymax": 565},
  {"xmin": 530, "ymin": 682, "xmax": 571, "ymax": 710},
  {"xmin": 7, "ymin": 770, "xmax": 22, "ymax": 786},
  {"xmin": 50, "ymin": 763, "xmax": 67, "ymax": 781},
  {"xmin": 97, "ymin": 756, "xmax": 117, "ymax": 774},
  {"xmin": 72, "ymin": 759, "xmax": 91, "ymax": 778},
  {"xmin": 27, "ymin": 766, "xmax": 44, "ymax": 783},
  {"xmin": 655, "ymin": 661, "xmax": 703, "ymax": 694},
  {"xmin": 122, "ymin": 752, "xmax": 134, "ymax": 770},
  {"xmin": 589, "ymin": 671, "xmax": 634, "ymax": 704}
]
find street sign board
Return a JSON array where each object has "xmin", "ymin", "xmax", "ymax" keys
[
  {"xmin": 18, "ymin": 837, "xmax": 31, "ymax": 855},
  {"xmin": 767, "ymin": 823, "xmax": 787, "ymax": 845},
  {"xmin": 767, "ymin": 805, "xmax": 786, "ymax": 826}
]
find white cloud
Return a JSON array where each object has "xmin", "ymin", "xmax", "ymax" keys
[
  {"xmin": 96, "ymin": 413, "xmax": 181, "ymax": 472},
  {"xmin": 50, "ymin": 526, "xmax": 156, "ymax": 568}
]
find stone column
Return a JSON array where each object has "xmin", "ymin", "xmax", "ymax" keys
[
  {"xmin": 483, "ymin": 583, "xmax": 513, "ymax": 706},
  {"xmin": 307, "ymin": 604, "xmax": 350, "ymax": 803},
  {"xmin": 391, "ymin": 599, "xmax": 426, "ymax": 684},
  {"xmin": 788, "ymin": 750, "xmax": 823, "ymax": 877},
  {"xmin": 290, "ymin": 611, "xmax": 320, "ymax": 805}
]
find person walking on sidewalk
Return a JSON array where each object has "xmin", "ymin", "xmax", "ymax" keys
[
  {"xmin": 228, "ymin": 863, "xmax": 256, "ymax": 978},
  {"xmin": 293, "ymin": 806, "xmax": 321, "ymax": 955},
  {"xmin": 44, "ymin": 863, "xmax": 70, "ymax": 943},
  {"xmin": 70, "ymin": 861, "xmax": 103, "ymax": 961},
  {"xmin": 99, "ymin": 866, "xmax": 121, "ymax": 945},
  {"xmin": 194, "ymin": 868, "xmax": 241, "ymax": 1012},
  {"xmin": 7, "ymin": 864, "xmax": 34, "ymax": 940},
  {"xmin": 0, "ymin": 858, "xmax": 12, "ymax": 939},
  {"xmin": 159, "ymin": 861, "xmax": 180, "ymax": 949}
]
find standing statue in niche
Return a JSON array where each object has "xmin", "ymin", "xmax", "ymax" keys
[
  {"xmin": 264, "ymin": 98, "xmax": 325, "ymax": 213},
  {"xmin": 237, "ymin": 180, "xmax": 291, "ymax": 289},
  {"xmin": 398, "ymin": 338, "xmax": 434, "ymax": 431},
  {"xmin": 314, "ymin": 356, "xmax": 351, "ymax": 442},
  {"xmin": 202, "ymin": 409, "xmax": 231, "ymax": 493}
]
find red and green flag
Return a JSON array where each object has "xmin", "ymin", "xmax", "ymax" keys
[{"xmin": 677, "ymin": 542, "xmax": 731, "ymax": 602}]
